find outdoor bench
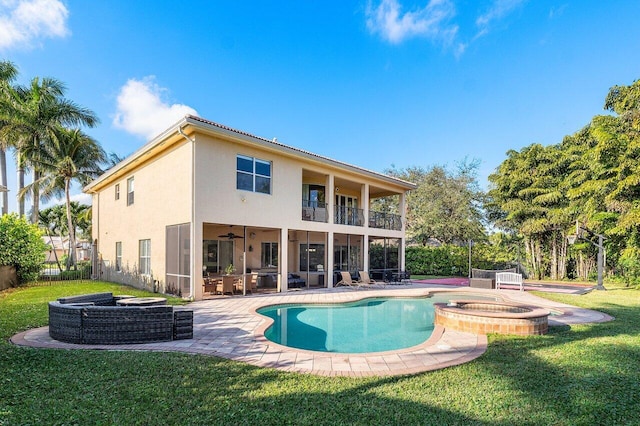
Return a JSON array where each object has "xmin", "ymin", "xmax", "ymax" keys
[
  {"xmin": 48, "ymin": 292, "xmax": 193, "ymax": 345},
  {"xmin": 469, "ymin": 268, "xmax": 517, "ymax": 289}
]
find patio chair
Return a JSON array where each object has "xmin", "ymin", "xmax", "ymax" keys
[
  {"xmin": 218, "ymin": 276, "xmax": 236, "ymax": 295},
  {"xmin": 248, "ymin": 272, "xmax": 258, "ymax": 293},
  {"xmin": 359, "ymin": 271, "xmax": 385, "ymax": 288},
  {"xmin": 335, "ymin": 271, "xmax": 361, "ymax": 288}
]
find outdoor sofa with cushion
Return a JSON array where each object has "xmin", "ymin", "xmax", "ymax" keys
[{"xmin": 48, "ymin": 292, "xmax": 193, "ymax": 345}]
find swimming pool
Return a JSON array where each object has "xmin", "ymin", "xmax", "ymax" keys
[{"xmin": 258, "ymin": 294, "xmax": 495, "ymax": 353}]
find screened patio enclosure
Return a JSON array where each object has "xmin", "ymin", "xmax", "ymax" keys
[
  {"xmin": 368, "ymin": 237, "xmax": 402, "ymax": 281},
  {"xmin": 198, "ymin": 224, "xmax": 404, "ymax": 295},
  {"xmin": 200, "ymin": 224, "xmax": 331, "ymax": 294}
]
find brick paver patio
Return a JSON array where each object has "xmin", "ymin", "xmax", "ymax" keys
[{"xmin": 11, "ymin": 284, "xmax": 612, "ymax": 377}]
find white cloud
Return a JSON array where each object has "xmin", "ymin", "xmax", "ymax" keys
[
  {"xmin": 0, "ymin": 0, "xmax": 69, "ymax": 50},
  {"xmin": 42, "ymin": 192, "xmax": 91, "ymax": 209},
  {"xmin": 69, "ymin": 192, "xmax": 91, "ymax": 206},
  {"xmin": 365, "ymin": 0, "xmax": 458, "ymax": 45},
  {"xmin": 475, "ymin": 0, "xmax": 526, "ymax": 38},
  {"xmin": 549, "ymin": 4, "xmax": 567, "ymax": 19},
  {"xmin": 112, "ymin": 76, "xmax": 198, "ymax": 140}
]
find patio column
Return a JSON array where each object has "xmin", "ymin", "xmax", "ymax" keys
[
  {"xmin": 362, "ymin": 183, "xmax": 369, "ymax": 228},
  {"xmin": 400, "ymin": 191, "xmax": 407, "ymax": 273},
  {"xmin": 193, "ymin": 221, "xmax": 203, "ymax": 300},
  {"xmin": 363, "ymin": 232, "xmax": 370, "ymax": 272},
  {"xmin": 327, "ymin": 231, "xmax": 334, "ymax": 288},
  {"xmin": 400, "ymin": 237, "xmax": 406, "ymax": 272},
  {"xmin": 400, "ymin": 191, "xmax": 407, "ymax": 233},
  {"xmin": 328, "ymin": 175, "xmax": 335, "ymax": 224},
  {"xmin": 280, "ymin": 227, "xmax": 289, "ymax": 292}
]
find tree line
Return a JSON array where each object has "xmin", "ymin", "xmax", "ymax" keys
[
  {"xmin": 379, "ymin": 79, "xmax": 640, "ymax": 285},
  {"xmin": 486, "ymin": 79, "xmax": 640, "ymax": 283}
]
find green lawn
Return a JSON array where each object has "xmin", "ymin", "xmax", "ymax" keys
[{"xmin": 1, "ymin": 281, "xmax": 638, "ymax": 425}]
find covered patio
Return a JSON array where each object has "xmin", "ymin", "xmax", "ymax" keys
[{"xmin": 200, "ymin": 224, "xmax": 331, "ymax": 298}]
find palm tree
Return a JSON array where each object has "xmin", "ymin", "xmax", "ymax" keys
[
  {"xmin": 0, "ymin": 60, "xmax": 19, "ymax": 215},
  {"xmin": 3, "ymin": 77, "xmax": 99, "ymax": 222},
  {"xmin": 23, "ymin": 127, "xmax": 105, "ymax": 269}
]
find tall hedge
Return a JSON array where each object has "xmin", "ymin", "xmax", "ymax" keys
[
  {"xmin": 406, "ymin": 245, "xmax": 469, "ymax": 276},
  {"xmin": 0, "ymin": 214, "xmax": 47, "ymax": 283},
  {"xmin": 405, "ymin": 244, "xmax": 508, "ymax": 277}
]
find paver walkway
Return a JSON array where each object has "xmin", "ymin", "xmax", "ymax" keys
[{"xmin": 11, "ymin": 285, "xmax": 612, "ymax": 377}]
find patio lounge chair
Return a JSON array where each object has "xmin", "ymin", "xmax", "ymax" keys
[
  {"xmin": 335, "ymin": 271, "xmax": 361, "ymax": 288},
  {"xmin": 359, "ymin": 271, "xmax": 385, "ymax": 288}
]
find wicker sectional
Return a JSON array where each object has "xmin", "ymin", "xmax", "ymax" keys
[{"xmin": 48, "ymin": 292, "xmax": 193, "ymax": 345}]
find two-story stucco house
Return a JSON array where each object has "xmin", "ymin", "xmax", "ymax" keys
[{"xmin": 84, "ymin": 115, "xmax": 415, "ymax": 300}]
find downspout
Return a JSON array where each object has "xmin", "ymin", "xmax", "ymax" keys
[
  {"xmin": 94, "ymin": 191, "xmax": 100, "ymax": 279},
  {"xmin": 178, "ymin": 124, "xmax": 197, "ymax": 300}
]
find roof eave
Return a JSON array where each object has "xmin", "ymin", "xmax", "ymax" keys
[{"xmin": 84, "ymin": 115, "xmax": 417, "ymax": 193}]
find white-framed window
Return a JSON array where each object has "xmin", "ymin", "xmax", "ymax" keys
[
  {"xmin": 115, "ymin": 242, "xmax": 122, "ymax": 272},
  {"xmin": 115, "ymin": 184, "xmax": 120, "ymax": 200},
  {"xmin": 127, "ymin": 177, "xmax": 134, "ymax": 206},
  {"xmin": 261, "ymin": 242, "xmax": 278, "ymax": 268},
  {"xmin": 139, "ymin": 239, "xmax": 151, "ymax": 275},
  {"xmin": 236, "ymin": 155, "xmax": 271, "ymax": 194}
]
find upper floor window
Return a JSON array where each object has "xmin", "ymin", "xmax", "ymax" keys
[
  {"xmin": 115, "ymin": 184, "xmax": 120, "ymax": 200},
  {"xmin": 237, "ymin": 155, "xmax": 271, "ymax": 194},
  {"xmin": 127, "ymin": 177, "xmax": 134, "ymax": 206}
]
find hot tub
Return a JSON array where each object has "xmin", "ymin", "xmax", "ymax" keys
[{"xmin": 434, "ymin": 300, "xmax": 549, "ymax": 335}]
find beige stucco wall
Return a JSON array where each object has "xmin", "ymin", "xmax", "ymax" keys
[
  {"xmin": 93, "ymin": 140, "xmax": 193, "ymax": 288},
  {"xmin": 193, "ymin": 133, "xmax": 302, "ymax": 227},
  {"xmin": 189, "ymin": 132, "xmax": 409, "ymax": 298},
  {"xmin": 90, "ymin": 121, "xmax": 412, "ymax": 300},
  {"xmin": 192, "ymin": 132, "xmax": 408, "ymax": 232}
]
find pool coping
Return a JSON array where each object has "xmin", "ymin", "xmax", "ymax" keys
[{"xmin": 10, "ymin": 285, "xmax": 613, "ymax": 377}]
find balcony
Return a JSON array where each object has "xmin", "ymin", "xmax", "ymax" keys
[
  {"xmin": 302, "ymin": 200, "xmax": 328, "ymax": 222},
  {"xmin": 369, "ymin": 211, "xmax": 402, "ymax": 231},
  {"xmin": 335, "ymin": 205, "xmax": 364, "ymax": 226}
]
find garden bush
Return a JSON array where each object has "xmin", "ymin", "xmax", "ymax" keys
[
  {"xmin": 0, "ymin": 214, "xmax": 47, "ymax": 283},
  {"xmin": 406, "ymin": 244, "xmax": 514, "ymax": 276},
  {"xmin": 406, "ymin": 245, "xmax": 469, "ymax": 276},
  {"xmin": 59, "ymin": 260, "xmax": 92, "ymax": 279}
]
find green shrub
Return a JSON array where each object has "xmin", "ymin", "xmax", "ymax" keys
[
  {"xmin": 0, "ymin": 214, "xmax": 47, "ymax": 283},
  {"xmin": 617, "ymin": 248, "xmax": 640, "ymax": 288},
  {"xmin": 58, "ymin": 260, "xmax": 92, "ymax": 279},
  {"xmin": 406, "ymin": 245, "xmax": 469, "ymax": 276},
  {"xmin": 406, "ymin": 243, "xmax": 513, "ymax": 276}
]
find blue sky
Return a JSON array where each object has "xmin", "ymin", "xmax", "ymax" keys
[{"xmin": 2, "ymin": 0, "xmax": 640, "ymax": 213}]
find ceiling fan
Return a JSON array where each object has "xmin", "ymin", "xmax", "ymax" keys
[{"xmin": 218, "ymin": 232, "xmax": 244, "ymax": 240}]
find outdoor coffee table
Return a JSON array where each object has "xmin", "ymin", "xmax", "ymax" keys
[
  {"xmin": 116, "ymin": 297, "xmax": 167, "ymax": 306},
  {"xmin": 113, "ymin": 294, "xmax": 136, "ymax": 301}
]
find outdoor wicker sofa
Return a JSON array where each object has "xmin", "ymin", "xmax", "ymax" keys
[{"xmin": 48, "ymin": 292, "xmax": 193, "ymax": 345}]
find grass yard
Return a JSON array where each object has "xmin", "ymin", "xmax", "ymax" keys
[{"xmin": 1, "ymin": 281, "xmax": 639, "ymax": 425}]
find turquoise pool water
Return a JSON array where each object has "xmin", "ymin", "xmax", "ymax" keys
[{"xmin": 258, "ymin": 294, "xmax": 494, "ymax": 353}]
